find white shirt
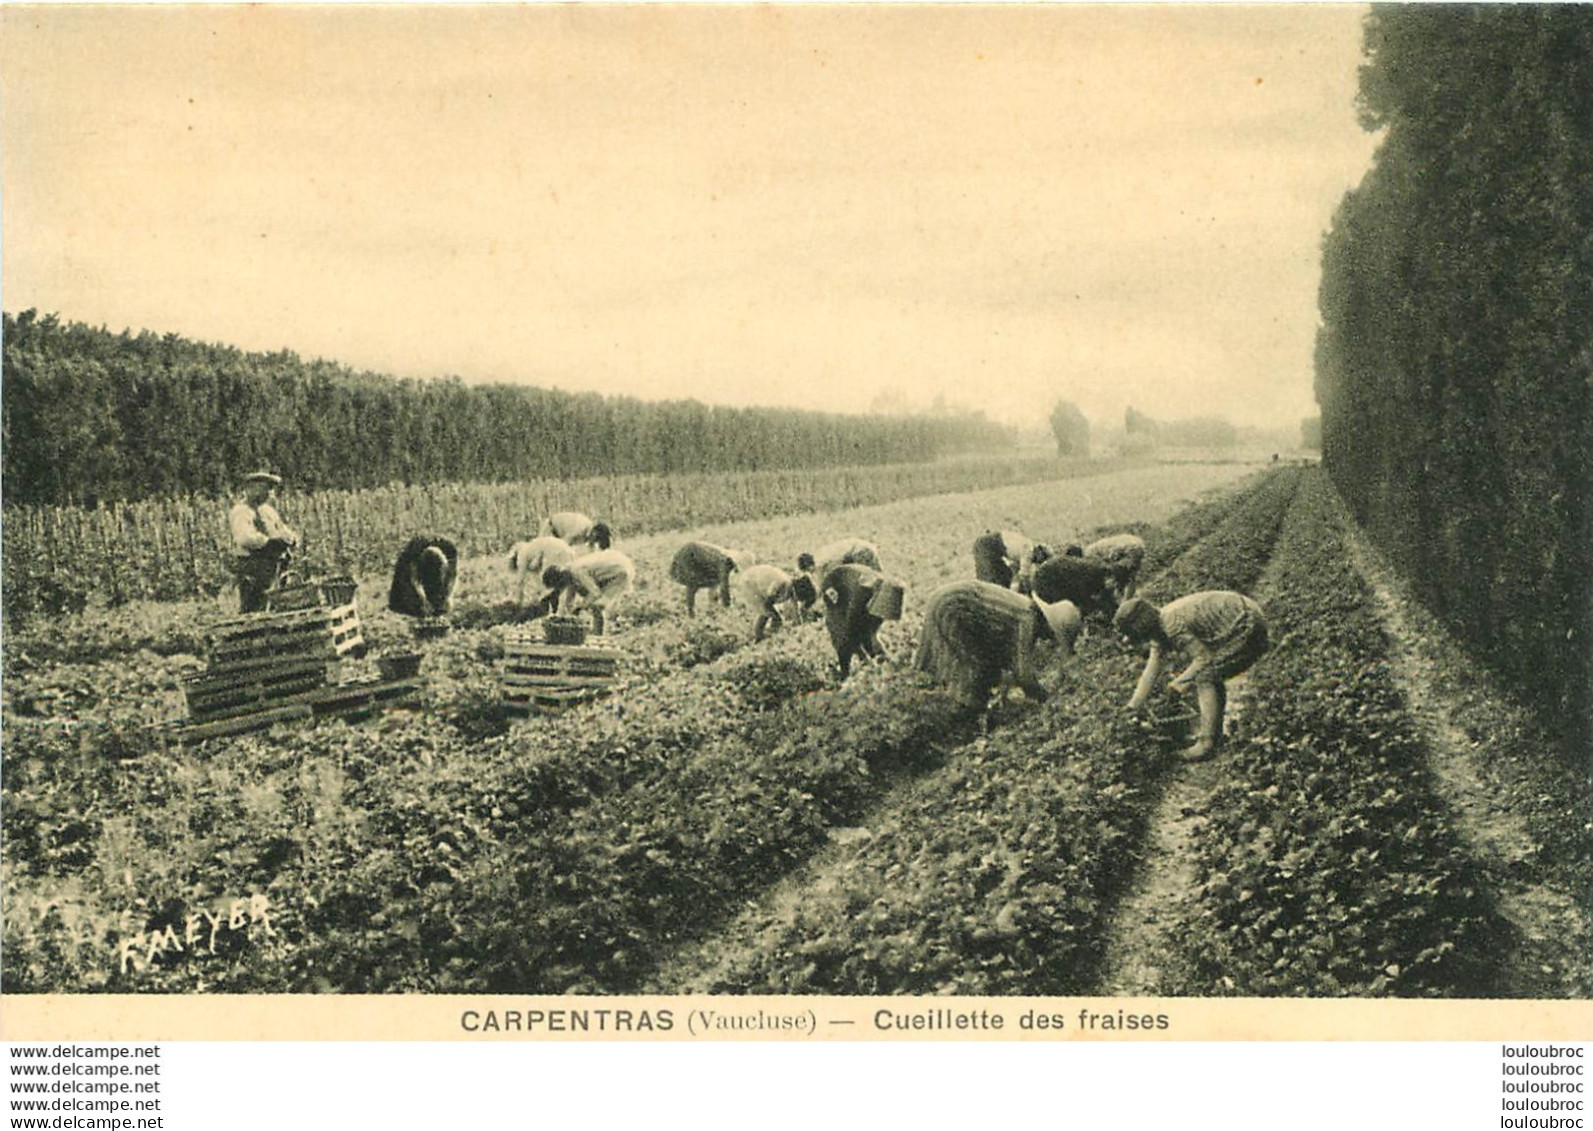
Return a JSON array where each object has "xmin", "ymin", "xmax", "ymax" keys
[{"xmin": 229, "ymin": 500, "xmax": 297, "ymax": 557}]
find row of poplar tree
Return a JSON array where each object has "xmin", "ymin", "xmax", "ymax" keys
[
  {"xmin": 1, "ymin": 310, "xmax": 1014, "ymax": 508},
  {"xmin": 1314, "ymin": 6, "xmax": 1592, "ymax": 748}
]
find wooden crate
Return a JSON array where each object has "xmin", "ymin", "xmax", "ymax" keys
[
  {"xmin": 308, "ymin": 677, "xmax": 424, "ymax": 722},
  {"xmin": 207, "ymin": 602, "xmax": 364, "ymax": 664},
  {"xmin": 502, "ymin": 635, "xmax": 624, "ymax": 716},
  {"xmin": 166, "ymin": 677, "xmax": 422, "ymax": 744},
  {"xmin": 182, "ymin": 656, "xmax": 342, "ymax": 721}
]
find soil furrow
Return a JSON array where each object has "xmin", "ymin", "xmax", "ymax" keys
[{"xmin": 1343, "ymin": 520, "xmax": 1593, "ymax": 998}]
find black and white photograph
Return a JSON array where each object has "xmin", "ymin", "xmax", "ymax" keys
[{"xmin": 2, "ymin": 2, "xmax": 1588, "ymax": 1026}]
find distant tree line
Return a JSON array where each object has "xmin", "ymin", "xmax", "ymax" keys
[
  {"xmin": 1314, "ymin": 6, "xmax": 1592, "ymax": 747},
  {"xmin": 1, "ymin": 311, "xmax": 1015, "ymax": 507},
  {"xmin": 1124, "ymin": 406, "xmax": 1238, "ymax": 449}
]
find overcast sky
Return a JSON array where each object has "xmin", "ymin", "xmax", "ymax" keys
[{"xmin": 1, "ymin": 5, "xmax": 1379, "ymax": 432}]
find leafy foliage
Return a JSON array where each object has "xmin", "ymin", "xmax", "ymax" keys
[
  {"xmin": 1315, "ymin": 7, "xmax": 1593, "ymax": 751},
  {"xmin": 1, "ymin": 310, "xmax": 1018, "ymax": 508},
  {"xmin": 1166, "ymin": 473, "xmax": 1500, "ymax": 996}
]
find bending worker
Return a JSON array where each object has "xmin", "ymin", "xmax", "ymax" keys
[
  {"xmin": 916, "ymin": 580, "xmax": 1081, "ymax": 712},
  {"xmin": 539, "ymin": 511, "xmax": 612, "ymax": 552},
  {"xmin": 229, "ymin": 470, "xmax": 300, "ymax": 613},
  {"xmin": 735, "ymin": 563, "xmax": 817, "ymax": 642},
  {"xmin": 389, "ymin": 536, "xmax": 461, "ymax": 618},
  {"xmin": 821, "ymin": 563, "xmax": 904, "ymax": 679},
  {"xmin": 508, "ymin": 535, "xmax": 576, "ymax": 614},
  {"xmin": 543, "ymin": 548, "xmax": 636, "ymax": 636},
  {"xmin": 1085, "ymin": 533, "xmax": 1148, "ymax": 599},
  {"xmin": 972, "ymin": 529, "xmax": 1033, "ymax": 590},
  {"xmin": 1114, "ymin": 591, "xmax": 1269, "ymax": 763},
  {"xmin": 670, "ymin": 541, "xmax": 752, "ymax": 616}
]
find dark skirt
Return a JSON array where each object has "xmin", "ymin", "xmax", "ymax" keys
[
  {"xmin": 916, "ymin": 581, "xmax": 1036, "ymax": 705},
  {"xmin": 1203, "ymin": 602, "xmax": 1269, "ymax": 682},
  {"xmin": 670, "ymin": 542, "xmax": 733, "ymax": 588},
  {"xmin": 389, "ymin": 536, "xmax": 459, "ymax": 617}
]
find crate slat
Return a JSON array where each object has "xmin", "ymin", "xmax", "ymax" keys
[
  {"xmin": 174, "ymin": 704, "xmax": 316, "ymax": 743},
  {"xmin": 503, "ymin": 673, "xmax": 622, "ymax": 689},
  {"xmin": 187, "ymin": 653, "xmax": 343, "ymax": 682}
]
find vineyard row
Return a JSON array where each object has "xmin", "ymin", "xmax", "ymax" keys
[{"xmin": 2, "ymin": 453, "xmax": 1111, "ymax": 617}]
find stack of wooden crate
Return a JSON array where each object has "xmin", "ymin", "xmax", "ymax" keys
[
  {"xmin": 501, "ymin": 627, "xmax": 624, "ymax": 716},
  {"xmin": 174, "ymin": 582, "xmax": 421, "ymax": 742}
]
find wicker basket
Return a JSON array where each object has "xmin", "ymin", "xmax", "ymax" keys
[
  {"xmin": 266, "ymin": 582, "xmax": 323, "ymax": 612},
  {"xmin": 319, "ymin": 575, "xmax": 359, "ymax": 607},
  {"xmin": 543, "ymin": 615, "xmax": 588, "ymax": 646},
  {"xmin": 867, "ymin": 579, "xmax": 906, "ymax": 621}
]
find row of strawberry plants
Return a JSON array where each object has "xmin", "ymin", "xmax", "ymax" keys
[
  {"xmin": 1164, "ymin": 470, "xmax": 1498, "ymax": 996},
  {"xmin": 304, "ymin": 471, "xmax": 1303, "ymax": 993},
  {"xmin": 0, "ymin": 640, "xmax": 828, "ymax": 991},
  {"xmin": 658, "ymin": 469, "xmax": 1303, "ymax": 994}
]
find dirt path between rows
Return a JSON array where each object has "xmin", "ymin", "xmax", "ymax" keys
[
  {"xmin": 1090, "ymin": 685, "xmax": 1254, "ymax": 996},
  {"xmin": 1343, "ymin": 526, "xmax": 1593, "ymax": 998}
]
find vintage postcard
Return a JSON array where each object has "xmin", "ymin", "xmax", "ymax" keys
[{"xmin": 2, "ymin": 3, "xmax": 1588, "ymax": 1049}]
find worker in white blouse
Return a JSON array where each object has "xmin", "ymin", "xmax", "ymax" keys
[{"xmin": 228, "ymin": 470, "xmax": 300, "ymax": 613}]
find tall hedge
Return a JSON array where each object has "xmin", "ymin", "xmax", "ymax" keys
[
  {"xmin": 1, "ymin": 312, "xmax": 1014, "ymax": 508},
  {"xmin": 1315, "ymin": 6, "xmax": 1593, "ymax": 749}
]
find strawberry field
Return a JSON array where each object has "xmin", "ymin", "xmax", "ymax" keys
[{"xmin": 4, "ymin": 459, "xmax": 1587, "ymax": 998}]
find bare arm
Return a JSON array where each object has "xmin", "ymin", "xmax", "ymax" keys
[
  {"xmin": 1128, "ymin": 640, "xmax": 1165, "ymax": 710},
  {"xmin": 1170, "ymin": 644, "xmax": 1212, "ymax": 690},
  {"xmin": 257, "ymin": 504, "xmax": 299, "ymax": 546}
]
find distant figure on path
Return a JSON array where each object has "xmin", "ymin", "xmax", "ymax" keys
[
  {"xmin": 543, "ymin": 549, "xmax": 636, "ymax": 636},
  {"xmin": 1084, "ymin": 533, "xmax": 1148, "ymax": 599},
  {"xmin": 229, "ymin": 470, "xmax": 300, "ymax": 613},
  {"xmin": 820, "ymin": 563, "xmax": 904, "ymax": 679},
  {"xmin": 508, "ymin": 535, "xmax": 576, "ymax": 613},
  {"xmin": 539, "ymin": 512, "xmax": 612, "ymax": 552},
  {"xmin": 736, "ymin": 564, "xmax": 817, "ymax": 642},
  {"xmin": 915, "ymin": 580, "xmax": 1081, "ymax": 712},
  {"xmin": 1115, "ymin": 591, "xmax": 1270, "ymax": 763},
  {"xmin": 389, "ymin": 536, "xmax": 460, "ymax": 618},
  {"xmin": 670, "ymin": 541, "xmax": 752, "ymax": 616}
]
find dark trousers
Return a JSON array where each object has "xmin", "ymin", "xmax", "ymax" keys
[{"xmin": 234, "ymin": 553, "xmax": 284, "ymax": 613}]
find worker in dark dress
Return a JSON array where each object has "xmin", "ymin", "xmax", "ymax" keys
[
  {"xmin": 388, "ymin": 536, "xmax": 460, "ymax": 618},
  {"xmin": 916, "ymin": 580, "xmax": 1081, "ymax": 711},
  {"xmin": 972, "ymin": 530, "xmax": 1034, "ymax": 590},
  {"xmin": 670, "ymin": 541, "xmax": 752, "ymax": 615},
  {"xmin": 1028, "ymin": 553, "xmax": 1119, "ymax": 621},
  {"xmin": 820, "ymin": 563, "xmax": 904, "ymax": 679}
]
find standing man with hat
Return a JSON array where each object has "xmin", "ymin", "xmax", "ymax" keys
[{"xmin": 229, "ymin": 470, "xmax": 299, "ymax": 613}]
